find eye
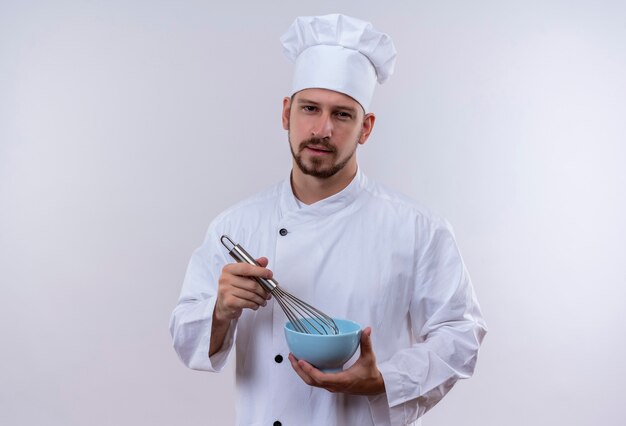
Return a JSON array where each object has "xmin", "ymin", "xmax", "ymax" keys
[
  {"xmin": 302, "ymin": 105, "xmax": 318, "ymax": 113},
  {"xmin": 336, "ymin": 111, "xmax": 353, "ymax": 120}
]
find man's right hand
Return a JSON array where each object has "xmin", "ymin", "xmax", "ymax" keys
[
  {"xmin": 214, "ymin": 257, "xmax": 273, "ymax": 323},
  {"xmin": 210, "ymin": 257, "xmax": 272, "ymax": 356}
]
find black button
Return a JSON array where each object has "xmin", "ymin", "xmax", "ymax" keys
[
  {"xmin": 274, "ymin": 354, "xmax": 283, "ymax": 363},
  {"xmin": 273, "ymin": 422, "xmax": 281, "ymax": 426},
  {"xmin": 279, "ymin": 228, "xmax": 288, "ymax": 236}
]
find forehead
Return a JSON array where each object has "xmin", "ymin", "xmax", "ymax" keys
[{"xmin": 293, "ymin": 88, "xmax": 363, "ymax": 112}]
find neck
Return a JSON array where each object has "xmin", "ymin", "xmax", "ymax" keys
[{"xmin": 291, "ymin": 162, "xmax": 358, "ymax": 205}]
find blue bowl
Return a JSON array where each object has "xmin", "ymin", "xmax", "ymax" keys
[{"xmin": 284, "ymin": 318, "xmax": 362, "ymax": 373}]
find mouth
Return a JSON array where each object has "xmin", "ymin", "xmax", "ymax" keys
[{"xmin": 304, "ymin": 145, "xmax": 333, "ymax": 155}]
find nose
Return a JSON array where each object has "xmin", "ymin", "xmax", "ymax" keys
[{"xmin": 311, "ymin": 112, "xmax": 333, "ymax": 138}]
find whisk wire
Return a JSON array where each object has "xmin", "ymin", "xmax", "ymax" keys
[
  {"xmin": 277, "ymin": 289, "xmax": 331, "ymax": 334},
  {"xmin": 221, "ymin": 235, "xmax": 340, "ymax": 336},
  {"xmin": 278, "ymin": 288, "xmax": 339, "ymax": 334}
]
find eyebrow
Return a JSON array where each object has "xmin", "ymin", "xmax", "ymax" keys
[{"xmin": 296, "ymin": 98, "xmax": 358, "ymax": 114}]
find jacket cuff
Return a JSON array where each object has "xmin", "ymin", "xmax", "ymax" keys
[{"xmin": 366, "ymin": 361, "xmax": 420, "ymax": 425}]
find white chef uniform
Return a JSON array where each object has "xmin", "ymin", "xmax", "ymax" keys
[{"xmin": 170, "ymin": 168, "xmax": 487, "ymax": 425}]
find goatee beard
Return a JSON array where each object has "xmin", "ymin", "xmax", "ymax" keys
[{"xmin": 289, "ymin": 135, "xmax": 359, "ymax": 179}]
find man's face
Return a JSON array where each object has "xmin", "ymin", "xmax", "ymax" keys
[{"xmin": 282, "ymin": 88, "xmax": 370, "ymax": 179}]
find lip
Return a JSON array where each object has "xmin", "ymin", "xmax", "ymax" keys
[{"xmin": 305, "ymin": 146, "xmax": 333, "ymax": 155}]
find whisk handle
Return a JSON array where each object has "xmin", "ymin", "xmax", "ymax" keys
[{"xmin": 220, "ymin": 235, "xmax": 278, "ymax": 292}]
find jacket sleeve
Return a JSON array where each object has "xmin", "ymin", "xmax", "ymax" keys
[
  {"xmin": 169, "ymin": 224, "xmax": 237, "ymax": 372},
  {"xmin": 369, "ymin": 217, "xmax": 487, "ymax": 425}
]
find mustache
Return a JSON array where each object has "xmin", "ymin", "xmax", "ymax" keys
[{"xmin": 298, "ymin": 138, "xmax": 336, "ymax": 153}]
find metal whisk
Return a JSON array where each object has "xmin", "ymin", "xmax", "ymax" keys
[{"xmin": 220, "ymin": 235, "xmax": 339, "ymax": 335}]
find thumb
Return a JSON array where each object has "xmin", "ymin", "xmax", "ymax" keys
[
  {"xmin": 256, "ymin": 257, "xmax": 269, "ymax": 267},
  {"xmin": 360, "ymin": 327, "xmax": 373, "ymax": 355}
]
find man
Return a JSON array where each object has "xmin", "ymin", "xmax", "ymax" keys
[{"xmin": 170, "ymin": 14, "xmax": 487, "ymax": 426}]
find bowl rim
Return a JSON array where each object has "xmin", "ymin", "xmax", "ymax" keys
[{"xmin": 284, "ymin": 318, "xmax": 362, "ymax": 336}]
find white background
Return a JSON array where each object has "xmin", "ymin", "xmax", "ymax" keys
[{"xmin": 1, "ymin": 1, "xmax": 625, "ymax": 425}]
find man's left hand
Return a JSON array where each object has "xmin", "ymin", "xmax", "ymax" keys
[{"xmin": 288, "ymin": 326, "xmax": 386, "ymax": 395}]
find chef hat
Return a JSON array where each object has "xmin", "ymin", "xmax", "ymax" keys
[{"xmin": 281, "ymin": 14, "xmax": 397, "ymax": 111}]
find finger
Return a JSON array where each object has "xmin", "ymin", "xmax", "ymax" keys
[
  {"xmin": 227, "ymin": 287, "xmax": 269, "ymax": 308},
  {"xmin": 255, "ymin": 259, "xmax": 273, "ymax": 299},
  {"xmin": 227, "ymin": 275, "xmax": 269, "ymax": 296},
  {"xmin": 226, "ymin": 280, "xmax": 271, "ymax": 303},
  {"xmin": 298, "ymin": 360, "xmax": 350, "ymax": 391},
  {"xmin": 222, "ymin": 274, "xmax": 270, "ymax": 300},
  {"xmin": 288, "ymin": 353, "xmax": 315, "ymax": 386},
  {"xmin": 298, "ymin": 360, "xmax": 329, "ymax": 384},
  {"xmin": 251, "ymin": 258, "xmax": 274, "ymax": 299},
  {"xmin": 225, "ymin": 262, "xmax": 273, "ymax": 280}
]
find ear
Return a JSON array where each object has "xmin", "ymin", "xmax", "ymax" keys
[
  {"xmin": 358, "ymin": 113, "xmax": 376, "ymax": 145},
  {"xmin": 282, "ymin": 97, "xmax": 291, "ymax": 130}
]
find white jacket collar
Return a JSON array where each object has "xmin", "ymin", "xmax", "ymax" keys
[{"xmin": 279, "ymin": 167, "xmax": 367, "ymax": 221}]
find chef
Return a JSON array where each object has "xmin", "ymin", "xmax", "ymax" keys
[{"xmin": 170, "ymin": 14, "xmax": 487, "ymax": 426}]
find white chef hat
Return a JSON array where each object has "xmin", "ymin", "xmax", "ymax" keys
[{"xmin": 280, "ymin": 14, "xmax": 397, "ymax": 111}]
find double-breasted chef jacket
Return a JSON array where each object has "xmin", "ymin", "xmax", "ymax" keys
[{"xmin": 170, "ymin": 168, "xmax": 487, "ymax": 426}]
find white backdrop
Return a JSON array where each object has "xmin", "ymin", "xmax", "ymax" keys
[{"xmin": 1, "ymin": 1, "xmax": 625, "ymax": 425}]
